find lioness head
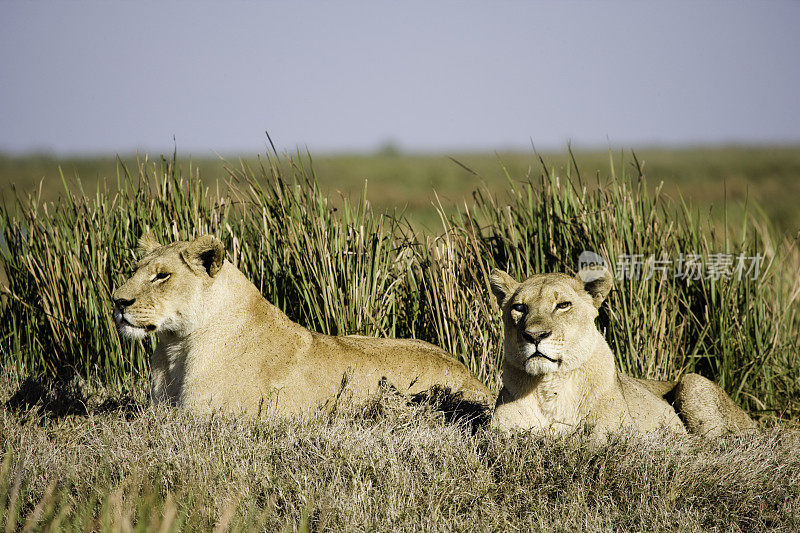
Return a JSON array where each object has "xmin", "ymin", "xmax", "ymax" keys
[
  {"xmin": 490, "ymin": 266, "xmax": 612, "ymax": 376},
  {"xmin": 112, "ymin": 233, "xmax": 225, "ymax": 339}
]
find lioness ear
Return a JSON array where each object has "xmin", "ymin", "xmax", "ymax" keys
[
  {"xmin": 577, "ymin": 267, "xmax": 612, "ymax": 308},
  {"xmin": 137, "ymin": 231, "xmax": 161, "ymax": 257},
  {"xmin": 183, "ymin": 235, "xmax": 225, "ymax": 277},
  {"xmin": 490, "ymin": 269, "xmax": 518, "ymax": 307}
]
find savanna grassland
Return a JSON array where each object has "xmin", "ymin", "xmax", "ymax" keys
[
  {"xmin": 1, "ymin": 145, "xmax": 799, "ymax": 530},
  {"xmin": 3, "ymin": 144, "xmax": 800, "ymax": 234}
]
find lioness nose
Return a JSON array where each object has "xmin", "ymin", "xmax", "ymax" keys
[
  {"xmin": 522, "ymin": 330, "xmax": 551, "ymax": 345},
  {"xmin": 113, "ymin": 297, "xmax": 135, "ymax": 309}
]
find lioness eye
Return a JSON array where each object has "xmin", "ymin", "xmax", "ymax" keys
[
  {"xmin": 511, "ymin": 303, "xmax": 527, "ymax": 313},
  {"xmin": 152, "ymin": 272, "xmax": 170, "ymax": 283},
  {"xmin": 556, "ymin": 301, "xmax": 572, "ymax": 310}
]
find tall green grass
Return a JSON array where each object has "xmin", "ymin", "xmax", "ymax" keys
[
  {"xmin": 1, "ymin": 149, "xmax": 798, "ymax": 417},
  {"xmin": 432, "ymin": 155, "xmax": 800, "ymax": 411}
]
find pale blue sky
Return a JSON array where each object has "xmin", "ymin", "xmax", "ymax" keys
[{"xmin": 1, "ymin": 1, "xmax": 798, "ymax": 155}]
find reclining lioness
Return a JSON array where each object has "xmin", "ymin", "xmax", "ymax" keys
[
  {"xmin": 489, "ymin": 266, "xmax": 755, "ymax": 437},
  {"xmin": 112, "ymin": 233, "xmax": 490, "ymax": 414}
]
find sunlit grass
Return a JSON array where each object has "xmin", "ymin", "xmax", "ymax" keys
[{"xmin": 1, "ymin": 373, "xmax": 798, "ymax": 532}]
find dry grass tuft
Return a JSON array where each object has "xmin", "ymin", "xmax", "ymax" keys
[{"xmin": 2, "ymin": 372, "xmax": 799, "ymax": 532}]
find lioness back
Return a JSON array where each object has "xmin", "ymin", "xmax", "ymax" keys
[
  {"xmin": 617, "ymin": 373, "xmax": 685, "ymax": 432},
  {"xmin": 112, "ymin": 234, "xmax": 491, "ymax": 414},
  {"xmin": 334, "ymin": 335, "xmax": 478, "ymax": 394},
  {"xmin": 272, "ymin": 334, "xmax": 490, "ymax": 412}
]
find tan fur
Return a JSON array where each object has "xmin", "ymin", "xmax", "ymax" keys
[
  {"xmin": 112, "ymin": 234, "xmax": 491, "ymax": 414},
  {"xmin": 489, "ymin": 267, "xmax": 756, "ymax": 437}
]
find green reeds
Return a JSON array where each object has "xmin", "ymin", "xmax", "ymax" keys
[{"xmin": 1, "ymin": 149, "xmax": 797, "ymax": 418}]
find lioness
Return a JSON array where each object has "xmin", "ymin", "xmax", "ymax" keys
[
  {"xmin": 112, "ymin": 234, "xmax": 490, "ymax": 414},
  {"xmin": 490, "ymin": 266, "xmax": 756, "ymax": 437}
]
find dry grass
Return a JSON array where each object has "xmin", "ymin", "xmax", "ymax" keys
[{"xmin": 2, "ymin": 371, "xmax": 799, "ymax": 532}]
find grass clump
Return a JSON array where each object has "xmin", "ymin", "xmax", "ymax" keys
[{"xmin": 1, "ymin": 374, "xmax": 798, "ymax": 532}]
